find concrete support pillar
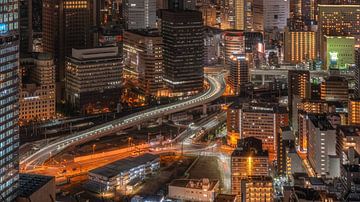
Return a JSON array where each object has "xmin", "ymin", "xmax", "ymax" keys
[
  {"xmin": 157, "ymin": 117, "xmax": 162, "ymax": 125},
  {"xmin": 202, "ymin": 104, "xmax": 207, "ymax": 116},
  {"xmin": 262, "ymin": 74, "xmax": 266, "ymax": 85}
]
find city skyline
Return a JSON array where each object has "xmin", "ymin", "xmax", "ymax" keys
[{"xmin": 2, "ymin": 0, "xmax": 360, "ymax": 201}]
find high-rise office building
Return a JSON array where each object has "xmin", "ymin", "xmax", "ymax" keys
[
  {"xmin": 321, "ymin": 36, "xmax": 355, "ymax": 70},
  {"xmin": 336, "ymin": 125, "xmax": 360, "ymax": 165},
  {"xmin": 19, "ymin": 53, "xmax": 56, "ymax": 123},
  {"xmin": 167, "ymin": 0, "xmax": 196, "ymax": 10},
  {"xmin": 0, "ymin": 0, "xmax": 20, "ymax": 200},
  {"xmin": 307, "ymin": 114, "xmax": 337, "ymax": 177},
  {"xmin": 19, "ymin": 0, "xmax": 42, "ymax": 54},
  {"xmin": 244, "ymin": 32, "xmax": 263, "ymax": 54},
  {"xmin": 227, "ymin": 103, "xmax": 241, "ymax": 146},
  {"xmin": 355, "ymin": 48, "xmax": 360, "ymax": 98},
  {"xmin": 43, "ymin": 0, "xmax": 96, "ymax": 84},
  {"xmin": 318, "ymin": 4, "xmax": 360, "ymax": 46},
  {"xmin": 298, "ymin": 111, "xmax": 310, "ymax": 153},
  {"xmin": 161, "ymin": 10, "xmax": 204, "ymax": 97},
  {"xmin": 320, "ymin": 76, "xmax": 348, "ymax": 101},
  {"xmin": 65, "ymin": 47, "xmax": 122, "ymax": 114},
  {"xmin": 239, "ymin": 103, "xmax": 289, "ymax": 161},
  {"xmin": 231, "ymin": 137, "xmax": 269, "ymax": 197},
  {"xmin": 234, "ymin": 0, "xmax": 263, "ymax": 31},
  {"xmin": 298, "ymin": 99, "xmax": 329, "ymax": 114},
  {"xmin": 123, "ymin": 29, "xmax": 163, "ymax": 97},
  {"xmin": 277, "ymin": 127, "xmax": 295, "ymax": 176},
  {"xmin": 284, "ymin": 29, "xmax": 316, "ymax": 64},
  {"xmin": 229, "ymin": 54, "xmax": 249, "ymax": 96},
  {"xmin": 223, "ymin": 31, "xmax": 244, "ymax": 65},
  {"xmin": 199, "ymin": 5, "xmax": 217, "ymax": 28},
  {"xmin": 123, "ymin": 0, "xmax": 156, "ymax": 30},
  {"xmin": 204, "ymin": 28, "xmax": 221, "ymax": 65},
  {"xmin": 263, "ymin": 0, "xmax": 290, "ymax": 31},
  {"xmin": 349, "ymin": 99, "xmax": 360, "ymax": 125},
  {"xmin": 288, "ymin": 70, "xmax": 310, "ymax": 127}
]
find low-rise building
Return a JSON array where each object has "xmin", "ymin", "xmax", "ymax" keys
[
  {"xmin": 88, "ymin": 153, "xmax": 160, "ymax": 193},
  {"xmin": 168, "ymin": 178, "xmax": 219, "ymax": 202}
]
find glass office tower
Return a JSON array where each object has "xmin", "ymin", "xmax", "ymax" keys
[{"xmin": 0, "ymin": 0, "xmax": 20, "ymax": 200}]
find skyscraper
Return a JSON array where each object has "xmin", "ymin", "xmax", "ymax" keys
[
  {"xmin": 238, "ymin": 103, "xmax": 289, "ymax": 161},
  {"xmin": 234, "ymin": 0, "xmax": 263, "ymax": 31},
  {"xmin": 356, "ymin": 48, "xmax": 360, "ymax": 98},
  {"xmin": 307, "ymin": 114, "xmax": 337, "ymax": 177},
  {"xmin": 0, "ymin": 0, "xmax": 20, "ymax": 200},
  {"xmin": 321, "ymin": 36, "xmax": 355, "ymax": 70},
  {"xmin": 320, "ymin": 76, "xmax": 349, "ymax": 101},
  {"xmin": 161, "ymin": 10, "xmax": 204, "ymax": 97},
  {"xmin": 123, "ymin": 29, "xmax": 163, "ymax": 97},
  {"xmin": 288, "ymin": 70, "xmax": 310, "ymax": 126},
  {"xmin": 229, "ymin": 53, "xmax": 249, "ymax": 95},
  {"xmin": 284, "ymin": 28, "xmax": 316, "ymax": 64},
  {"xmin": 43, "ymin": 0, "xmax": 96, "ymax": 92},
  {"xmin": 263, "ymin": 0, "xmax": 290, "ymax": 31},
  {"xmin": 223, "ymin": 31, "xmax": 244, "ymax": 65},
  {"xmin": 318, "ymin": 4, "xmax": 360, "ymax": 46},
  {"xmin": 123, "ymin": 0, "xmax": 157, "ymax": 29},
  {"xmin": 65, "ymin": 47, "xmax": 122, "ymax": 114}
]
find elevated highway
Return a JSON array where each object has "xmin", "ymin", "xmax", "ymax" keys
[{"xmin": 21, "ymin": 74, "xmax": 226, "ymax": 169}]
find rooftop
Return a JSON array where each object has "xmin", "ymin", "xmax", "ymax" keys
[
  {"xmin": 126, "ymin": 28, "xmax": 161, "ymax": 37},
  {"xmin": 308, "ymin": 114, "xmax": 334, "ymax": 130},
  {"xmin": 291, "ymin": 186, "xmax": 321, "ymax": 200},
  {"xmin": 337, "ymin": 125, "xmax": 360, "ymax": 137},
  {"xmin": 343, "ymin": 164, "xmax": 360, "ymax": 173},
  {"xmin": 169, "ymin": 178, "xmax": 219, "ymax": 191},
  {"xmin": 89, "ymin": 153, "xmax": 159, "ymax": 178},
  {"xmin": 19, "ymin": 174, "xmax": 54, "ymax": 197},
  {"xmin": 309, "ymin": 177, "xmax": 325, "ymax": 186},
  {"xmin": 215, "ymin": 194, "xmax": 236, "ymax": 202},
  {"xmin": 232, "ymin": 137, "xmax": 268, "ymax": 157}
]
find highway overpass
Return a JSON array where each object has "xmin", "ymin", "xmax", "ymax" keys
[{"xmin": 21, "ymin": 73, "xmax": 226, "ymax": 170}]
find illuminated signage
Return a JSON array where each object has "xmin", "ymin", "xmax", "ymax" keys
[
  {"xmin": 0, "ymin": 23, "xmax": 8, "ymax": 34},
  {"xmin": 329, "ymin": 52, "xmax": 338, "ymax": 65}
]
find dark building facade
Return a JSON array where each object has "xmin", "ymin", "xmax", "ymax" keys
[
  {"xmin": 288, "ymin": 70, "xmax": 310, "ymax": 125},
  {"xmin": 161, "ymin": 9, "xmax": 204, "ymax": 97},
  {"xmin": 43, "ymin": 0, "xmax": 97, "ymax": 83},
  {"xmin": 65, "ymin": 47, "xmax": 122, "ymax": 114},
  {"xmin": 0, "ymin": 0, "xmax": 20, "ymax": 200},
  {"xmin": 355, "ymin": 48, "xmax": 360, "ymax": 98}
]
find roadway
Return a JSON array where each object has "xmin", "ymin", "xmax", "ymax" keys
[{"xmin": 21, "ymin": 73, "xmax": 226, "ymax": 170}]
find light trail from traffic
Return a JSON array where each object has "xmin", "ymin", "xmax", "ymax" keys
[{"xmin": 21, "ymin": 73, "xmax": 226, "ymax": 170}]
